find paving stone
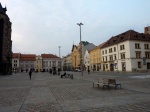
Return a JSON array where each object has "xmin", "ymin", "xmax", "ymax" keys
[{"xmin": 0, "ymin": 72, "xmax": 150, "ymax": 112}]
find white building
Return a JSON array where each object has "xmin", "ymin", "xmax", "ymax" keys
[
  {"xmin": 84, "ymin": 50, "xmax": 90, "ymax": 70},
  {"xmin": 101, "ymin": 29, "xmax": 150, "ymax": 72},
  {"xmin": 19, "ymin": 54, "xmax": 36, "ymax": 72},
  {"xmin": 12, "ymin": 53, "xmax": 20, "ymax": 72},
  {"xmin": 41, "ymin": 54, "xmax": 61, "ymax": 72}
]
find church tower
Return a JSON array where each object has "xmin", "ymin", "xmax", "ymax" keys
[{"xmin": 0, "ymin": 3, "xmax": 12, "ymax": 74}]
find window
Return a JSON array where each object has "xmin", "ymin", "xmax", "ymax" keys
[
  {"xmin": 105, "ymin": 50, "xmax": 107, "ymax": 54},
  {"xmin": 109, "ymin": 48, "xmax": 113, "ymax": 53},
  {"xmin": 144, "ymin": 44, "xmax": 149, "ymax": 49},
  {"xmin": 114, "ymin": 47, "xmax": 116, "ymax": 52},
  {"xmin": 120, "ymin": 45, "xmax": 125, "ymax": 50},
  {"xmin": 145, "ymin": 52, "xmax": 150, "ymax": 58},
  {"xmin": 102, "ymin": 51, "xmax": 104, "ymax": 55},
  {"xmin": 105, "ymin": 56, "xmax": 107, "ymax": 61},
  {"xmin": 135, "ymin": 43, "xmax": 140, "ymax": 49},
  {"xmin": 109, "ymin": 55, "xmax": 113, "ymax": 61},
  {"xmin": 114, "ymin": 54, "xmax": 117, "ymax": 60},
  {"xmin": 106, "ymin": 64, "xmax": 108, "ymax": 69},
  {"xmin": 138, "ymin": 62, "xmax": 141, "ymax": 68},
  {"xmin": 135, "ymin": 51, "xmax": 141, "ymax": 58},
  {"xmin": 103, "ymin": 57, "xmax": 104, "ymax": 61},
  {"xmin": 120, "ymin": 53, "xmax": 125, "ymax": 59}
]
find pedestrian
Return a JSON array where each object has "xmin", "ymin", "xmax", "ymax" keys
[
  {"xmin": 88, "ymin": 69, "xmax": 90, "ymax": 74},
  {"xmin": 29, "ymin": 70, "xmax": 32, "ymax": 80}
]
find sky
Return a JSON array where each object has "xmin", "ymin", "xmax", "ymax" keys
[{"xmin": 1, "ymin": 0, "xmax": 150, "ymax": 57}]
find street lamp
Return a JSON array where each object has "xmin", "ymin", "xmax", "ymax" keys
[
  {"xmin": 58, "ymin": 46, "xmax": 61, "ymax": 73},
  {"xmin": 77, "ymin": 22, "xmax": 83, "ymax": 76}
]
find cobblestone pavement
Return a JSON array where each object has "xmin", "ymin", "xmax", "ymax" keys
[{"xmin": 0, "ymin": 71, "xmax": 150, "ymax": 112}]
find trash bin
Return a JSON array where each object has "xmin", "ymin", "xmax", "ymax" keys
[{"xmin": 70, "ymin": 74, "xmax": 73, "ymax": 79}]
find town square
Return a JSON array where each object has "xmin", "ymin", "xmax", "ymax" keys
[
  {"xmin": 0, "ymin": 71, "xmax": 150, "ymax": 112},
  {"xmin": 1, "ymin": 0, "xmax": 150, "ymax": 112}
]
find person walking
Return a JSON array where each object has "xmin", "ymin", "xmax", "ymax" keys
[
  {"xmin": 29, "ymin": 70, "xmax": 32, "ymax": 80},
  {"xmin": 88, "ymin": 69, "xmax": 90, "ymax": 74}
]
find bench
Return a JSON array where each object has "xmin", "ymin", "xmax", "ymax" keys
[
  {"xmin": 65, "ymin": 74, "xmax": 71, "ymax": 78},
  {"xmin": 108, "ymin": 79, "xmax": 121, "ymax": 89},
  {"xmin": 93, "ymin": 78, "xmax": 110, "ymax": 90}
]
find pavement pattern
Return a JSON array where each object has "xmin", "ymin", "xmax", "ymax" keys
[{"xmin": 0, "ymin": 71, "xmax": 150, "ymax": 112}]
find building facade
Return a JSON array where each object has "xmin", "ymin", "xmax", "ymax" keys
[
  {"xmin": 101, "ymin": 29, "xmax": 150, "ymax": 72},
  {"xmin": 0, "ymin": 3, "xmax": 12, "ymax": 74},
  {"xmin": 72, "ymin": 41, "xmax": 96, "ymax": 70},
  {"xmin": 35, "ymin": 55, "xmax": 42, "ymax": 72},
  {"xmin": 72, "ymin": 44, "xmax": 80, "ymax": 69},
  {"xmin": 84, "ymin": 50, "xmax": 90, "ymax": 70},
  {"xmin": 41, "ymin": 54, "xmax": 61, "ymax": 73},
  {"xmin": 20, "ymin": 54, "xmax": 36, "ymax": 72},
  {"xmin": 90, "ymin": 43, "xmax": 105, "ymax": 71},
  {"xmin": 12, "ymin": 53, "xmax": 20, "ymax": 72},
  {"xmin": 62, "ymin": 53, "xmax": 72, "ymax": 71}
]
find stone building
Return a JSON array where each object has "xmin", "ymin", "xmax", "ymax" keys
[{"xmin": 0, "ymin": 3, "xmax": 12, "ymax": 74}]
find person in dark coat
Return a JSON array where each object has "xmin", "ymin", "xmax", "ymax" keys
[
  {"xmin": 61, "ymin": 72, "xmax": 66, "ymax": 78},
  {"xmin": 29, "ymin": 70, "xmax": 32, "ymax": 80},
  {"xmin": 88, "ymin": 69, "xmax": 90, "ymax": 74}
]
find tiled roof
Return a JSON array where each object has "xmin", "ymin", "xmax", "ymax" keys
[
  {"xmin": 101, "ymin": 30, "xmax": 150, "ymax": 48},
  {"xmin": 13, "ymin": 53, "xmax": 21, "ymax": 58},
  {"xmin": 41, "ymin": 54, "xmax": 59, "ymax": 58},
  {"xmin": 20, "ymin": 54, "xmax": 36, "ymax": 61}
]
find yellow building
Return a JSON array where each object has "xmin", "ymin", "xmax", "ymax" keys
[
  {"xmin": 36, "ymin": 55, "xmax": 42, "ymax": 72},
  {"xmin": 72, "ymin": 41, "xmax": 96, "ymax": 70},
  {"xmin": 72, "ymin": 44, "xmax": 80, "ymax": 69},
  {"xmin": 90, "ymin": 42, "xmax": 105, "ymax": 71}
]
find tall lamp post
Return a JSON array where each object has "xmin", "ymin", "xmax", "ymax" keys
[
  {"xmin": 77, "ymin": 22, "xmax": 83, "ymax": 76},
  {"xmin": 58, "ymin": 46, "xmax": 61, "ymax": 72}
]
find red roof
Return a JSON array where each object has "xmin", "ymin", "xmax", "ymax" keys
[
  {"xmin": 13, "ymin": 53, "xmax": 21, "ymax": 58},
  {"xmin": 41, "ymin": 54, "xmax": 59, "ymax": 58},
  {"xmin": 101, "ymin": 30, "xmax": 150, "ymax": 48},
  {"xmin": 20, "ymin": 54, "xmax": 36, "ymax": 61}
]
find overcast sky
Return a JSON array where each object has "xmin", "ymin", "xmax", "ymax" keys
[{"xmin": 1, "ymin": 0, "xmax": 150, "ymax": 57}]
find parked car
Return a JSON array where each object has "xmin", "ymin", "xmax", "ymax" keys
[{"xmin": 75, "ymin": 69, "xmax": 81, "ymax": 72}]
